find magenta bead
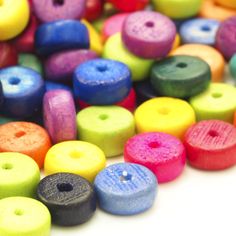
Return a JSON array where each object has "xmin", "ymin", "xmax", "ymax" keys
[
  {"xmin": 32, "ymin": 0, "xmax": 86, "ymax": 22},
  {"xmin": 45, "ymin": 49, "xmax": 98, "ymax": 81},
  {"xmin": 121, "ymin": 11, "xmax": 176, "ymax": 59},
  {"xmin": 216, "ymin": 17, "xmax": 236, "ymax": 60},
  {"xmin": 124, "ymin": 132, "xmax": 186, "ymax": 183},
  {"xmin": 43, "ymin": 89, "xmax": 77, "ymax": 144}
]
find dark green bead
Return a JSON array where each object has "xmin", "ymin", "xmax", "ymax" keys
[{"xmin": 150, "ymin": 55, "xmax": 211, "ymax": 98}]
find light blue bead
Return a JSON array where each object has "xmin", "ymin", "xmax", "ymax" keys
[
  {"xmin": 94, "ymin": 163, "xmax": 158, "ymax": 215},
  {"xmin": 180, "ymin": 18, "xmax": 220, "ymax": 45},
  {"xmin": 229, "ymin": 54, "xmax": 236, "ymax": 80}
]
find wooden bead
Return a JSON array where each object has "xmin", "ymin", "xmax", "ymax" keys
[
  {"xmin": 37, "ymin": 173, "xmax": 96, "ymax": 226},
  {"xmin": 0, "ymin": 152, "xmax": 40, "ymax": 199},
  {"xmin": 124, "ymin": 132, "xmax": 186, "ymax": 183},
  {"xmin": 135, "ymin": 97, "xmax": 196, "ymax": 140},
  {"xmin": 73, "ymin": 59, "xmax": 132, "ymax": 105},
  {"xmin": 0, "ymin": 42, "xmax": 18, "ymax": 69},
  {"xmin": 77, "ymin": 106, "xmax": 135, "ymax": 157},
  {"xmin": 190, "ymin": 83, "xmax": 236, "ymax": 123},
  {"xmin": 84, "ymin": 0, "xmax": 103, "ymax": 22},
  {"xmin": 108, "ymin": 0, "xmax": 149, "ymax": 12},
  {"xmin": 103, "ymin": 33, "xmax": 154, "ymax": 81},
  {"xmin": 0, "ymin": 0, "xmax": 30, "ymax": 40},
  {"xmin": 170, "ymin": 33, "xmax": 180, "ymax": 53},
  {"xmin": 0, "ymin": 197, "xmax": 51, "ymax": 236},
  {"xmin": 43, "ymin": 90, "xmax": 77, "ymax": 144},
  {"xmin": 0, "ymin": 81, "xmax": 3, "ymax": 108},
  {"xmin": 216, "ymin": 17, "xmax": 236, "ymax": 60},
  {"xmin": 45, "ymin": 81, "xmax": 72, "ymax": 93},
  {"xmin": 35, "ymin": 20, "xmax": 89, "ymax": 56},
  {"xmin": 122, "ymin": 11, "xmax": 176, "ymax": 59},
  {"xmin": 94, "ymin": 163, "xmax": 157, "ymax": 215},
  {"xmin": 44, "ymin": 141, "xmax": 106, "ymax": 182},
  {"xmin": 215, "ymin": 0, "xmax": 236, "ymax": 9},
  {"xmin": 200, "ymin": 0, "xmax": 236, "ymax": 22},
  {"xmin": 32, "ymin": 0, "xmax": 86, "ymax": 22},
  {"xmin": 171, "ymin": 44, "xmax": 225, "ymax": 82},
  {"xmin": 0, "ymin": 66, "xmax": 45, "ymax": 118},
  {"xmin": 0, "ymin": 122, "xmax": 52, "ymax": 168},
  {"xmin": 229, "ymin": 54, "xmax": 236, "ymax": 79},
  {"xmin": 151, "ymin": 55, "xmax": 211, "ymax": 98},
  {"xmin": 152, "ymin": 0, "xmax": 201, "ymax": 19},
  {"xmin": 184, "ymin": 120, "xmax": 236, "ymax": 170}
]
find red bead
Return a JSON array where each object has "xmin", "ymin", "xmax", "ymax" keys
[
  {"xmin": 0, "ymin": 43, "xmax": 18, "ymax": 69},
  {"xmin": 84, "ymin": 0, "xmax": 103, "ymax": 21},
  {"xmin": 108, "ymin": 0, "xmax": 149, "ymax": 12},
  {"xmin": 184, "ymin": 120, "xmax": 236, "ymax": 170},
  {"xmin": 12, "ymin": 15, "xmax": 39, "ymax": 53}
]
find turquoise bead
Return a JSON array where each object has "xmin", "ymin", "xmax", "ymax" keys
[{"xmin": 229, "ymin": 54, "xmax": 236, "ymax": 80}]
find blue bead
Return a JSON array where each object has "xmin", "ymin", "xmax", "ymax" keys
[
  {"xmin": 180, "ymin": 18, "xmax": 220, "ymax": 45},
  {"xmin": 0, "ymin": 66, "xmax": 45, "ymax": 118},
  {"xmin": 94, "ymin": 163, "xmax": 158, "ymax": 215},
  {"xmin": 73, "ymin": 59, "xmax": 132, "ymax": 105},
  {"xmin": 230, "ymin": 54, "xmax": 236, "ymax": 80},
  {"xmin": 45, "ymin": 81, "xmax": 72, "ymax": 93},
  {"xmin": 35, "ymin": 20, "xmax": 90, "ymax": 56}
]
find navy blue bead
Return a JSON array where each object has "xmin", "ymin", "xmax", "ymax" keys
[
  {"xmin": 94, "ymin": 163, "xmax": 158, "ymax": 215},
  {"xmin": 0, "ymin": 66, "xmax": 45, "ymax": 118},
  {"xmin": 35, "ymin": 20, "xmax": 90, "ymax": 56},
  {"xmin": 0, "ymin": 81, "xmax": 3, "ymax": 108},
  {"xmin": 73, "ymin": 59, "xmax": 132, "ymax": 105},
  {"xmin": 180, "ymin": 18, "xmax": 220, "ymax": 45},
  {"xmin": 45, "ymin": 81, "xmax": 72, "ymax": 93}
]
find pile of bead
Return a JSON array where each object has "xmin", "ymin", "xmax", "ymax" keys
[{"xmin": 0, "ymin": 0, "xmax": 236, "ymax": 235}]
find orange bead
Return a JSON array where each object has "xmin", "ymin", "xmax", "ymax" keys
[
  {"xmin": 171, "ymin": 44, "xmax": 225, "ymax": 82},
  {"xmin": 200, "ymin": 0, "xmax": 236, "ymax": 22},
  {"xmin": 0, "ymin": 122, "xmax": 52, "ymax": 168}
]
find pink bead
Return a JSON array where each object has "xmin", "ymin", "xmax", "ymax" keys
[
  {"xmin": 77, "ymin": 88, "xmax": 136, "ymax": 112},
  {"xmin": 32, "ymin": 0, "xmax": 86, "ymax": 22},
  {"xmin": 102, "ymin": 13, "xmax": 129, "ymax": 42},
  {"xmin": 122, "ymin": 11, "xmax": 176, "ymax": 59},
  {"xmin": 43, "ymin": 89, "xmax": 77, "ymax": 144},
  {"xmin": 124, "ymin": 132, "xmax": 186, "ymax": 183},
  {"xmin": 45, "ymin": 49, "xmax": 98, "ymax": 82}
]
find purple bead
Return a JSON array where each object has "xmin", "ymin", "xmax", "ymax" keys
[
  {"xmin": 121, "ymin": 11, "xmax": 176, "ymax": 59},
  {"xmin": 43, "ymin": 89, "xmax": 77, "ymax": 144},
  {"xmin": 32, "ymin": 0, "xmax": 86, "ymax": 22},
  {"xmin": 45, "ymin": 50, "xmax": 98, "ymax": 82},
  {"xmin": 216, "ymin": 17, "xmax": 236, "ymax": 60}
]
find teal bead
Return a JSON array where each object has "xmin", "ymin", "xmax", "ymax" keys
[
  {"xmin": 150, "ymin": 55, "xmax": 211, "ymax": 98},
  {"xmin": 18, "ymin": 53, "xmax": 43, "ymax": 75},
  {"xmin": 0, "ymin": 116, "xmax": 17, "ymax": 125},
  {"xmin": 229, "ymin": 54, "xmax": 236, "ymax": 80}
]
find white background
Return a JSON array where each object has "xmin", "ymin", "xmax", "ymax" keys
[{"xmin": 52, "ymin": 69, "xmax": 236, "ymax": 236}]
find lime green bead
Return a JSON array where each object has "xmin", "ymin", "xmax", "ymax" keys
[
  {"xmin": 18, "ymin": 54, "xmax": 43, "ymax": 75},
  {"xmin": 77, "ymin": 106, "xmax": 136, "ymax": 157},
  {"xmin": 103, "ymin": 33, "xmax": 154, "ymax": 81},
  {"xmin": 190, "ymin": 83, "xmax": 236, "ymax": 123},
  {"xmin": 152, "ymin": 0, "xmax": 202, "ymax": 19},
  {"xmin": 0, "ymin": 197, "xmax": 51, "ymax": 236},
  {"xmin": 0, "ymin": 152, "xmax": 40, "ymax": 199}
]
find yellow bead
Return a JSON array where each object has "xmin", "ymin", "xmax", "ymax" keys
[
  {"xmin": 44, "ymin": 141, "xmax": 106, "ymax": 182},
  {"xmin": 82, "ymin": 19, "xmax": 103, "ymax": 56},
  {"xmin": 0, "ymin": 0, "xmax": 30, "ymax": 41},
  {"xmin": 169, "ymin": 34, "xmax": 181, "ymax": 54},
  {"xmin": 135, "ymin": 97, "xmax": 196, "ymax": 139}
]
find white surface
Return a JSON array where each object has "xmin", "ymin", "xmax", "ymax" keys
[{"xmin": 52, "ymin": 69, "xmax": 236, "ymax": 236}]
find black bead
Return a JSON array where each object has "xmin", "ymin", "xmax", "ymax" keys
[{"xmin": 37, "ymin": 173, "xmax": 96, "ymax": 226}]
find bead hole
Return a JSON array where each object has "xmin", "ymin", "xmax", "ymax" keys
[
  {"xmin": 99, "ymin": 114, "xmax": 109, "ymax": 120},
  {"xmin": 158, "ymin": 107, "xmax": 169, "ymax": 115},
  {"xmin": 57, "ymin": 183, "xmax": 73, "ymax": 192},
  {"xmin": 145, "ymin": 21, "xmax": 154, "ymax": 28},
  {"xmin": 9, "ymin": 77, "xmax": 20, "ymax": 85},
  {"xmin": 14, "ymin": 209, "xmax": 24, "ymax": 216},
  {"xmin": 96, "ymin": 65, "xmax": 108, "ymax": 72},
  {"xmin": 212, "ymin": 92, "xmax": 222, "ymax": 98},
  {"xmin": 148, "ymin": 142, "xmax": 160, "ymax": 149},
  {"xmin": 176, "ymin": 63, "xmax": 187, "ymax": 68},
  {"xmin": 1, "ymin": 163, "xmax": 13, "ymax": 170},
  {"xmin": 53, "ymin": 0, "xmax": 64, "ymax": 6},
  {"xmin": 201, "ymin": 25, "xmax": 211, "ymax": 32},
  {"xmin": 120, "ymin": 171, "xmax": 132, "ymax": 182},
  {"xmin": 15, "ymin": 131, "xmax": 26, "ymax": 138},
  {"xmin": 208, "ymin": 130, "xmax": 219, "ymax": 138},
  {"xmin": 69, "ymin": 150, "xmax": 81, "ymax": 159}
]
